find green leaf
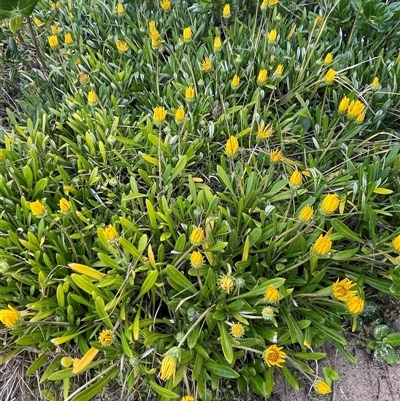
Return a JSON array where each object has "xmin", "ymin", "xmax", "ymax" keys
[
  {"xmin": 95, "ymin": 297, "xmax": 113, "ymax": 329},
  {"xmin": 165, "ymin": 265, "xmax": 196, "ymax": 294},
  {"xmin": 331, "ymin": 219, "xmax": 363, "ymax": 243},
  {"xmin": 149, "ymin": 380, "xmax": 180, "ymax": 398},
  {"xmin": 264, "ymin": 367, "xmax": 274, "ymax": 395},
  {"xmin": 281, "ymin": 365, "xmax": 299, "ymax": 390},
  {"xmin": 133, "ymin": 270, "xmax": 158, "ymax": 303},
  {"xmin": 71, "ymin": 367, "xmax": 119, "ymax": 401},
  {"xmin": 216, "ymin": 165, "xmax": 235, "ymax": 196},
  {"xmin": 217, "ymin": 321, "xmax": 234, "ymax": 364},
  {"xmin": 384, "ymin": 332, "xmax": 400, "ymax": 347},
  {"xmin": 204, "ymin": 361, "xmax": 239, "ymax": 378},
  {"xmin": 26, "ymin": 353, "xmax": 48, "ymax": 375}
]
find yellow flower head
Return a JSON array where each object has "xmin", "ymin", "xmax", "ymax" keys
[
  {"xmin": 104, "ymin": 224, "xmax": 118, "ymax": 241},
  {"xmin": 299, "ymin": 205, "xmax": 313, "ymax": 222},
  {"xmin": 270, "ymin": 149, "xmax": 283, "ymax": 163},
  {"xmin": 150, "ymin": 29, "xmax": 164, "ymax": 48},
  {"xmin": 59, "ymin": 198, "xmax": 71, "ymax": 213},
  {"xmin": 371, "ymin": 76, "xmax": 380, "ymax": 91},
  {"xmin": 181, "ymin": 396, "xmax": 196, "ymax": 401},
  {"xmin": 30, "ymin": 199, "xmax": 46, "ymax": 217},
  {"xmin": 325, "ymin": 68, "xmax": 335, "ymax": 84},
  {"xmin": 346, "ymin": 296, "xmax": 364, "ymax": 314},
  {"xmin": 257, "ymin": 122, "xmax": 273, "ymax": 139},
  {"xmin": 275, "ymin": 64, "xmax": 284, "ymax": 78},
  {"xmin": 260, "ymin": 0, "xmax": 268, "ymax": 11},
  {"xmin": 315, "ymin": 381, "xmax": 332, "ymax": 395},
  {"xmin": 51, "ymin": 25, "xmax": 58, "ymax": 35},
  {"xmin": 185, "ymin": 86, "xmax": 195, "ymax": 102},
  {"xmin": 257, "ymin": 69, "xmax": 268, "ymax": 85},
  {"xmin": 324, "ymin": 53, "xmax": 333, "ymax": 65},
  {"xmin": 190, "ymin": 251, "xmax": 203, "ymax": 268},
  {"xmin": 332, "ymin": 278, "xmax": 357, "ymax": 301},
  {"xmin": 356, "ymin": 112, "xmax": 365, "ymax": 124},
  {"xmin": 64, "ymin": 33, "xmax": 73, "ymax": 45},
  {"xmin": 153, "ymin": 106, "xmax": 167, "ymax": 124},
  {"xmin": 338, "ymin": 96, "xmax": 350, "ymax": 114},
  {"xmin": 51, "ymin": 2, "xmax": 59, "ymax": 10},
  {"xmin": 320, "ymin": 193, "xmax": 340, "ymax": 214},
  {"xmin": 392, "ymin": 235, "xmax": 400, "ymax": 253},
  {"xmin": 116, "ymin": 39, "xmax": 129, "ymax": 52},
  {"xmin": 48, "ymin": 35, "xmax": 59, "ymax": 49},
  {"xmin": 347, "ymin": 100, "xmax": 364, "ymax": 119},
  {"xmin": 231, "ymin": 74, "xmax": 240, "ymax": 89},
  {"xmin": 33, "ymin": 17, "xmax": 42, "ymax": 26},
  {"xmin": 99, "ymin": 329, "xmax": 114, "ymax": 346},
  {"xmin": 268, "ymin": 29, "xmax": 277, "ymax": 44},
  {"xmin": 190, "ymin": 227, "xmax": 204, "ymax": 245},
  {"xmin": 72, "ymin": 347, "xmax": 99, "ymax": 375},
  {"xmin": 61, "ymin": 356, "xmax": 73, "ymax": 368},
  {"xmin": 265, "ymin": 284, "xmax": 280, "ymax": 302},
  {"xmin": 223, "ymin": 4, "xmax": 231, "ymax": 18},
  {"xmin": 200, "ymin": 57, "xmax": 212, "ymax": 72},
  {"xmin": 226, "ymin": 135, "xmax": 239, "ymax": 156},
  {"xmin": 160, "ymin": 0, "xmax": 171, "ymax": 12},
  {"xmin": 219, "ymin": 275, "xmax": 235, "ymax": 294},
  {"xmin": 213, "ymin": 36, "xmax": 222, "ymax": 52},
  {"xmin": 175, "ymin": 108, "xmax": 185, "ymax": 124},
  {"xmin": 0, "ymin": 305, "xmax": 20, "ymax": 328},
  {"xmin": 183, "ymin": 27, "xmax": 192, "ymax": 42},
  {"xmin": 263, "ymin": 344, "xmax": 286, "ymax": 367},
  {"xmin": 289, "ymin": 170, "xmax": 302, "ymax": 188},
  {"xmin": 313, "ymin": 234, "xmax": 332, "ymax": 256},
  {"xmin": 230, "ymin": 322, "xmax": 245, "ymax": 338},
  {"xmin": 159, "ymin": 351, "xmax": 179, "ymax": 381},
  {"xmin": 268, "ymin": 0, "xmax": 279, "ymax": 6},
  {"xmin": 117, "ymin": 3, "xmax": 124, "ymax": 14},
  {"xmin": 79, "ymin": 72, "xmax": 89, "ymax": 84},
  {"xmin": 87, "ymin": 90, "xmax": 98, "ymax": 106},
  {"xmin": 262, "ymin": 306, "xmax": 276, "ymax": 320}
]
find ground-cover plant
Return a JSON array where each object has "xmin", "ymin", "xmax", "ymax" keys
[{"xmin": 1, "ymin": 0, "xmax": 400, "ymax": 400}]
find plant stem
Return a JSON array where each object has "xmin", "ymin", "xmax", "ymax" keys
[{"xmin": 27, "ymin": 17, "xmax": 46, "ymax": 68}]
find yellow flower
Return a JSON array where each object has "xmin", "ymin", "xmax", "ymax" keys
[
  {"xmin": 315, "ymin": 381, "xmax": 331, "ymax": 395},
  {"xmin": 223, "ymin": 4, "xmax": 231, "ymax": 18},
  {"xmin": 213, "ymin": 36, "xmax": 222, "ymax": 52},
  {"xmin": 356, "ymin": 112, "xmax": 365, "ymax": 123},
  {"xmin": 347, "ymin": 100, "xmax": 364, "ymax": 119},
  {"xmin": 338, "ymin": 96, "xmax": 350, "ymax": 114},
  {"xmin": 299, "ymin": 205, "xmax": 313, "ymax": 222},
  {"xmin": 51, "ymin": 25, "xmax": 58, "ymax": 35},
  {"xmin": 230, "ymin": 323, "xmax": 245, "ymax": 338},
  {"xmin": 263, "ymin": 345, "xmax": 286, "ymax": 367},
  {"xmin": 325, "ymin": 68, "xmax": 335, "ymax": 84},
  {"xmin": 346, "ymin": 296, "xmax": 364, "ymax": 314},
  {"xmin": 313, "ymin": 234, "xmax": 332, "ymax": 256},
  {"xmin": 160, "ymin": 0, "xmax": 171, "ymax": 12},
  {"xmin": 268, "ymin": 29, "xmax": 277, "ymax": 44},
  {"xmin": 116, "ymin": 39, "xmax": 129, "ymax": 52},
  {"xmin": 257, "ymin": 69, "xmax": 268, "ymax": 85},
  {"xmin": 190, "ymin": 251, "xmax": 203, "ymax": 268},
  {"xmin": 275, "ymin": 64, "xmax": 284, "ymax": 78},
  {"xmin": 69, "ymin": 12, "xmax": 74, "ymax": 19},
  {"xmin": 153, "ymin": 106, "xmax": 167, "ymax": 124},
  {"xmin": 324, "ymin": 53, "xmax": 333, "ymax": 65},
  {"xmin": 262, "ymin": 306, "xmax": 276, "ymax": 320},
  {"xmin": 48, "ymin": 35, "xmax": 59, "ymax": 49},
  {"xmin": 226, "ymin": 136, "xmax": 239, "ymax": 156},
  {"xmin": 33, "ymin": 17, "xmax": 42, "ymax": 26},
  {"xmin": 231, "ymin": 74, "xmax": 240, "ymax": 89},
  {"xmin": 200, "ymin": 57, "xmax": 212, "ymax": 72},
  {"xmin": 265, "ymin": 284, "xmax": 280, "ymax": 302},
  {"xmin": 150, "ymin": 29, "xmax": 164, "ymax": 48},
  {"xmin": 0, "ymin": 305, "xmax": 20, "ymax": 328},
  {"xmin": 73, "ymin": 358, "xmax": 81, "ymax": 368},
  {"xmin": 159, "ymin": 351, "xmax": 179, "ymax": 381},
  {"xmin": 185, "ymin": 86, "xmax": 195, "ymax": 101},
  {"xmin": 79, "ymin": 72, "xmax": 89, "ymax": 84},
  {"xmin": 61, "ymin": 356, "xmax": 73, "ymax": 368},
  {"xmin": 117, "ymin": 3, "xmax": 124, "ymax": 14},
  {"xmin": 270, "ymin": 149, "xmax": 283, "ymax": 163},
  {"xmin": 260, "ymin": 0, "xmax": 268, "ymax": 11},
  {"xmin": 320, "ymin": 193, "xmax": 340, "ymax": 214},
  {"xmin": 219, "ymin": 275, "xmax": 235, "ymax": 294},
  {"xmin": 64, "ymin": 33, "xmax": 73, "ymax": 45},
  {"xmin": 72, "ymin": 347, "xmax": 99, "ymax": 374},
  {"xmin": 268, "ymin": 0, "xmax": 279, "ymax": 6},
  {"xmin": 289, "ymin": 170, "xmax": 302, "ymax": 188},
  {"xmin": 87, "ymin": 90, "xmax": 98, "ymax": 106},
  {"xmin": 257, "ymin": 122, "xmax": 273, "ymax": 139},
  {"xmin": 175, "ymin": 108, "xmax": 185, "ymax": 123},
  {"xmin": 190, "ymin": 227, "xmax": 204, "ymax": 245},
  {"xmin": 104, "ymin": 224, "xmax": 118, "ymax": 241},
  {"xmin": 392, "ymin": 235, "xmax": 400, "ymax": 253},
  {"xmin": 59, "ymin": 198, "xmax": 71, "ymax": 213},
  {"xmin": 181, "ymin": 396, "xmax": 196, "ymax": 401},
  {"xmin": 371, "ymin": 76, "xmax": 380, "ymax": 91},
  {"xmin": 99, "ymin": 330, "xmax": 113, "ymax": 346},
  {"xmin": 183, "ymin": 27, "xmax": 192, "ymax": 42},
  {"xmin": 51, "ymin": 2, "xmax": 59, "ymax": 9},
  {"xmin": 30, "ymin": 200, "xmax": 46, "ymax": 217},
  {"xmin": 332, "ymin": 278, "xmax": 357, "ymax": 301}
]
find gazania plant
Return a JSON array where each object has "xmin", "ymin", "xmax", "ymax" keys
[{"xmin": 0, "ymin": 0, "xmax": 400, "ymax": 400}]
